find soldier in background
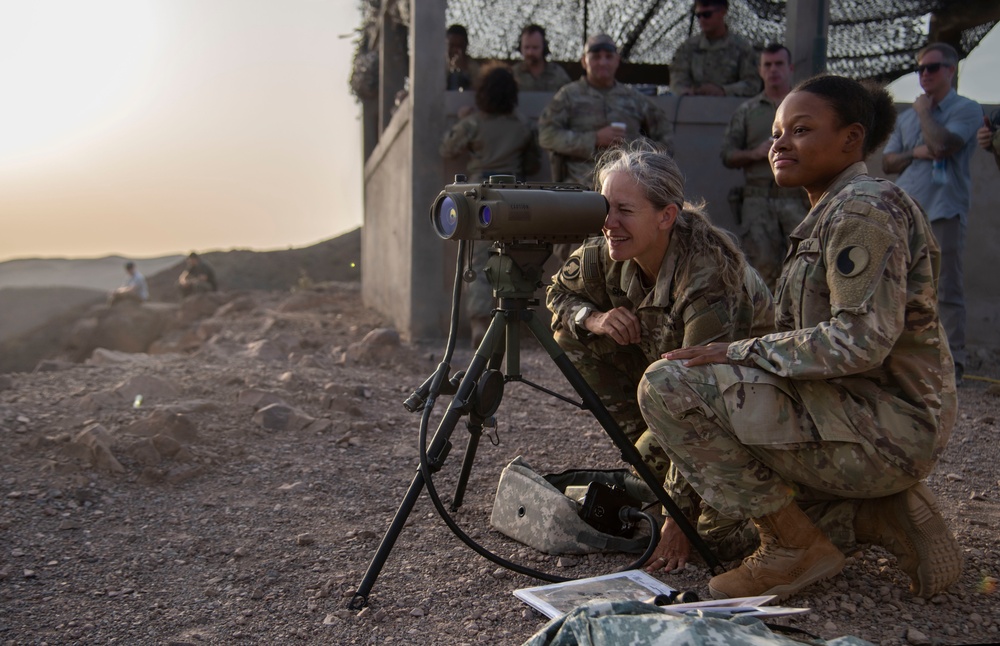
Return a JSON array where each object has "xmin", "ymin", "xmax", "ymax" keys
[
  {"xmin": 440, "ymin": 64, "xmax": 541, "ymax": 346},
  {"xmin": 178, "ymin": 252, "xmax": 218, "ymax": 297},
  {"xmin": 977, "ymin": 109, "xmax": 1000, "ymax": 171},
  {"xmin": 511, "ymin": 24, "xmax": 571, "ymax": 92},
  {"xmin": 446, "ymin": 24, "xmax": 480, "ymax": 91},
  {"xmin": 670, "ymin": 0, "xmax": 760, "ymax": 97},
  {"xmin": 539, "ymin": 33, "xmax": 673, "ymax": 262},
  {"xmin": 539, "ymin": 33, "xmax": 673, "ymax": 188},
  {"xmin": 721, "ymin": 44, "xmax": 808, "ymax": 288}
]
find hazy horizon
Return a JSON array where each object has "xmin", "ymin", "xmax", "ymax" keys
[{"xmin": 1, "ymin": 2, "xmax": 996, "ymax": 263}]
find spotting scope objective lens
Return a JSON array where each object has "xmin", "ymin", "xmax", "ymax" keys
[{"xmin": 435, "ymin": 195, "xmax": 459, "ymax": 238}]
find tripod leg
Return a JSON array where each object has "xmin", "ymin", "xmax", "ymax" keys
[
  {"xmin": 451, "ymin": 311, "xmax": 508, "ymax": 510},
  {"xmin": 522, "ymin": 311, "xmax": 723, "ymax": 572},
  {"xmin": 350, "ymin": 314, "xmax": 506, "ymax": 609}
]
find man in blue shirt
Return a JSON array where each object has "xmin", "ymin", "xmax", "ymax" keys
[
  {"xmin": 109, "ymin": 261, "xmax": 149, "ymax": 305},
  {"xmin": 883, "ymin": 42, "xmax": 982, "ymax": 382}
]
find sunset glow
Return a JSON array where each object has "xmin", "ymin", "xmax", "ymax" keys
[{"xmin": 0, "ymin": 1, "xmax": 161, "ymax": 165}]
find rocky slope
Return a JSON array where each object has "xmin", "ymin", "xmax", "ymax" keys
[{"xmin": 0, "ymin": 281, "xmax": 998, "ymax": 645}]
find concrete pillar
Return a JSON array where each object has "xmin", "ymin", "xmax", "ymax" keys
[
  {"xmin": 408, "ymin": 0, "xmax": 448, "ymax": 339},
  {"xmin": 786, "ymin": 0, "xmax": 829, "ymax": 86}
]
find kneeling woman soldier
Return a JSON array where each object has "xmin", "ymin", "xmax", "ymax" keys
[
  {"xmin": 546, "ymin": 141, "xmax": 773, "ymax": 563},
  {"xmin": 639, "ymin": 76, "xmax": 961, "ymax": 599}
]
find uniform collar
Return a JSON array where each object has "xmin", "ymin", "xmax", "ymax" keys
[
  {"xmin": 620, "ymin": 234, "xmax": 679, "ymax": 305},
  {"xmin": 789, "ymin": 161, "xmax": 868, "ymax": 241}
]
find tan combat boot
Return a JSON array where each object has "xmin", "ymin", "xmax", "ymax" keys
[
  {"xmin": 854, "ymin": 481, "xmax": 962, "ymax": 598},
  {"xmin": 709, "ymin": 502, "xmax": 845, "ymax": 600}
]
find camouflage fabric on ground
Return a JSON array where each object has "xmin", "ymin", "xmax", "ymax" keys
[{"xmin": 523, "ymin": 599, "xmax": 875, "ymax": 646}]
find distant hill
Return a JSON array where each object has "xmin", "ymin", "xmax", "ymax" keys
[
  {"xmin": 0, "ymin": 286, "xmax": 106, "ymax": 340},
  {"xmin": 0, "ymin": 254, "xmax": 184, "ymax": 291},
  {"xmin": 0, "ymin": 229, "xmax": 362, "ymax": 373}
]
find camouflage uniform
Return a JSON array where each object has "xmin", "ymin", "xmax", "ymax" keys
[
  {"xmin": 721, "ymin": 93, "xmax": 809, "ymax": 288},
  {"xmin": 670, "ymin": 31, "xmax": 761, "ymax": 97},
  {"xmin": 638, "ymin": 162, "xmax": 957, "ymax": 550},
  {"xmin": 547, "ymin": 231, "xmax": 773, "ymax": 559},
  {"xmin": 512, "ymin": 60, "xmax": 571, "ymax": 92},
  {"xmin": 538, "ymin": 78, "xmax": 674, "ymax": 187},
  {"xmin": 440, "ymin": 111, "xmax": 541, "ymax": 320}
]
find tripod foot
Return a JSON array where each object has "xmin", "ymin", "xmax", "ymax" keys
[{"xmin": 348, "ymin": 592, "xmax": 367, "ymax": 610}]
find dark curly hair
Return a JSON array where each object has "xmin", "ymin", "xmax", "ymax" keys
[
  {"xmin": 475, "ymin": 63, "xmax": 518, "ymax": 115},
  {"xmin": 794, "ymin": 75, "xmax": 896, "ymax": 158}
]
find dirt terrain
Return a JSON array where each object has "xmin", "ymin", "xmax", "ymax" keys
[{"xmin": 0, "ymin": 281, "xmax": 998, "ymax": 645}]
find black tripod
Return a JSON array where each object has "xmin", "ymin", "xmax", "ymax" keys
[{"xmin": 349, "ymin": 242, "xmax": 719, "ymax": 610}]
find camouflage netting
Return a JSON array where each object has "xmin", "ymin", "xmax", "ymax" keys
[{"xmin": 350, "ymin": 0, "xmax": 996, "ymax": 99}]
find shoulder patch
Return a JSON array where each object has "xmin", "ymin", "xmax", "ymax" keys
[
  {"xmin": 561, "ymin": 257, "xmax": 581, "ymax": 280},
  {"xmin": 580, "ymin": 244, "xmax": 603, "ymax": 281},
  {"xmin": 835, "ymin": 246, "xmax": 869, "ymax": 277},
  {"xmin": 824, "ymin": 215, "xmax": 898, "ymax": 313}
]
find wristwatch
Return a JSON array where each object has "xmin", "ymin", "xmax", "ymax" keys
[{"xmin": 574, "ymin": 306, "xmax": 592, "ymax": 333}]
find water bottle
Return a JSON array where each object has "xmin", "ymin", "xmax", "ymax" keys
[{"xmin": 932, "ymin": 158, "xmax": 947, "ymax": 185}]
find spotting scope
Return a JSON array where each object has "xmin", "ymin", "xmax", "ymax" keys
[{"xmin": 430, "ymin": 175, "xmax": 609, "ymax": 243}]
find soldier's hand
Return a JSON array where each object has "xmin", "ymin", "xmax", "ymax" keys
[
  {"xmin": 643, "ymin": 517, "xmax": 691, "ymax": 573},
  {"xmin": 662, "ymin": 342, "xmax": 730, "ymax": 366},
  {"xmin": 912, "ymin": 144, "xmax": 933, "ymax": 160},
  {"xmin": 595, "ymin": 125, "xmax": 625, "ymax": 148},
  {"xmin": 587, "ymin": 307, "xmax": 641, "ymax": 345},
  {"xmin": 978, "ymin": 125, "xmax": 994, "ymax": 151}
]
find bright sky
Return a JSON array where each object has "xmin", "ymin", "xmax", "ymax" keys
[
  {"xmin": 0, "ymin": 0, "xmax": 363, "ymax": 261},
  {"xmin": 0, "ymin": 3, "xmax": 996, "ymax": 262}
]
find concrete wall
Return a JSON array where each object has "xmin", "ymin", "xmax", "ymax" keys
[{"xmin": 366, "ymin": 92, "xmax": 1000, "ymax": 347}]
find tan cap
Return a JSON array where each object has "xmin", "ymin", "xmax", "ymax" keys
[{"xmin": 585, "ymin": 33, "xmax": 618, "ymax": 54}]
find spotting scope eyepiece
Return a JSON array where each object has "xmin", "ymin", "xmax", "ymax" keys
[{"xmin": 430, "ymin": 175, "xmax": 609, "ymax": 243}]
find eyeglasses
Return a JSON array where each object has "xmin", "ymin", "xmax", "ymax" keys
[
  {"xmin": 915, "ymin": 62, "xmax": 952, "ymax": 75},
  {"xmin": 694, "ymin": 9, "xmax": 715, "ymax": 19}
]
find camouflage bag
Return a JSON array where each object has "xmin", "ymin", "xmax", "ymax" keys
[{"xmin": 490, "ymin": 456, "xmax": 657, "ymax": 555}]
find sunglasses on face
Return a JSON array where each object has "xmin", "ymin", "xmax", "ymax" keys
[
  {"xmin": 915, "ymin": 62, "xmax": 951, "ymax": 75},
  {"xmin": 694, "ymin": 9, "xmax": 715, "ymax": 19}
]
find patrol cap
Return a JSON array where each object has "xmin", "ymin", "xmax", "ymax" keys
[{"xmin": 585, "ymin": 33, "xmax": 618, "ymax": 55}]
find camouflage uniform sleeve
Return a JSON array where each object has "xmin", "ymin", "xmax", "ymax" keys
[
  {"xmin": 728, "ymin": 197, "xmax": 907, "ymax": 378},
  {"xmin": 675, "ymin": 259, "xmax": 763, "ymax": 347},
  {"xmin": 720, "ymin": 100, "xmax": 748, "ymax": 167},
  {"xmin": 669, "ymin": 39, "xmax": 695, "ymax": 95},
  {"xmin": 439, "ymin": 115, "xmax": 476, "ymax": 159},
  {"xmin": 745, "ymin": 265, "xmax": 776, "ymax": 336},
  {"xmin": 722, "ymin": 39, "xmax": 762, "ymax": 97},
  {"xmin": 640, "ymin": 95, "xmax": 674, "ymax": 156},
  {"xmin": 538, "ymin": 84, "xmax": 598, "ymax": 159},
  {"xmin": 545, "ymin": 242, "xmax": 609, "ymax": 335}
]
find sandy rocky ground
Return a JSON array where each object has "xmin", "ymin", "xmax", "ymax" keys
[{"xmin": 1, "ymin": 281, "xmax": 998, "ymax": 646}]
